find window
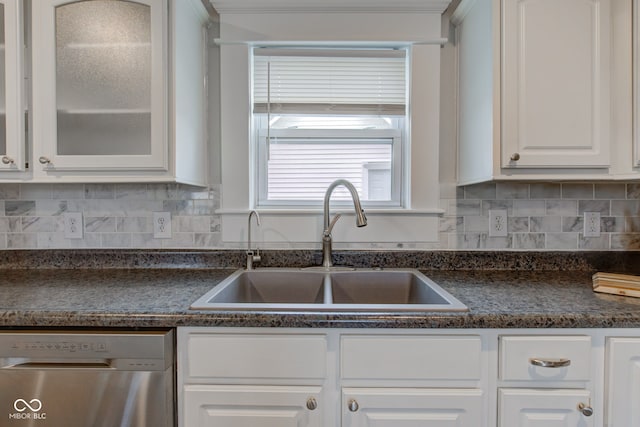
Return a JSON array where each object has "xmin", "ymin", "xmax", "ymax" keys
[{"xmin": 252, "ymin": 48, "xmax": 408, "ymax": 208}]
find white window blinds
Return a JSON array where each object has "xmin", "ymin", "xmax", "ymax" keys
[{"xmin": 253, "ymin": 48, "xmax": 407, "ymax": 115}]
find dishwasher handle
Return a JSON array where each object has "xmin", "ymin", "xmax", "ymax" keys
[
  {"xmin": 1, "ymin": 357, "xmax": 166, "ymax": 371},
  {"xmin": 7, "ymin": 360, "xmax": 114, "ymax": 369}
]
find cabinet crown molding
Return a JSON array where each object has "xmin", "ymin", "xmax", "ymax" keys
[{"xmin": 209, "ymin": 0, "xmax": 452, "ymax": 14}]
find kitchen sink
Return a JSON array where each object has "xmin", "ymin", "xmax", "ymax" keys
[{"xmin": 190, "ymin": 268, "xmax": 468, "ymax": 312}]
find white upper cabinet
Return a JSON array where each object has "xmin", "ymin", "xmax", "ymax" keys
[
  {"xmin": 452, "ymin": 0, "xmax": 615, "ymax": 184},
  {"xmin": 33, "ymin": 0, "xmax": 166, "ymax": 172},
  {"xmin": 502, "ymin": 0, "xmax": 610, "ymax": 169},
  {"xmin": 31, "ymin": 0, "xmax": 209, "ymax": 185},
  {"xmin": 0, "ymin": 0, "xmax": 26, "ymax": 179}
]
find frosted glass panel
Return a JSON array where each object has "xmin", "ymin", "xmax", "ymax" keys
[
  {"xmin": 55, "ymin": 0, "xmax": 151, "ymax": 155},
  {"xmin": 0, "ymin": 4, "xmax": 6, "ymax": 155}
]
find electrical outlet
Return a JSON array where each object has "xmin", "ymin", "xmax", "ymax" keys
[
  {"xmin": 153, "ymin": 212, "xmax": 172, "ymax": 239},
  {"xmin": 584, "ymin": 212, "xmax": 601, "ymax": 237},
  {"xmin": 63, "ymin": 212, "xmax": 83, "ymax": 239},
  {"xmin": 489, "ymin": 210, "xmax": 508, "ymax": 237}
]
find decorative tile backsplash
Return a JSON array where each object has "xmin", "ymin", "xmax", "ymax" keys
[
  {"xmin": 0, "ymin": 181, "xmax": 638, "ymax": 250},
  {"xmin": 0, "ymin": 183, "xmax": 221, "ymax": 250},
  {"xmin": 439, "ymin": 182, "xmax": 640, "ymax": 250}
]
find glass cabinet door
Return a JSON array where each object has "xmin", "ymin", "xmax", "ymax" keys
[
  {"xmin": 0, "ymin": 0, "xmax": 26, "ymax": 174},
  {"xmin": 32, "ymin": 0, "xmax": 167, "ymax": 172}
]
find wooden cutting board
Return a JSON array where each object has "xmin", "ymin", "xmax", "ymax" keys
[{"xmin": 593, "ymin": 272, "xmax": 640, "ymax": 298}]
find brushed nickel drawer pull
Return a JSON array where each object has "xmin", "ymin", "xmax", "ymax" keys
[{"xmin": 529, "ymin": 357, "xmax": 571, "ymax": 368}]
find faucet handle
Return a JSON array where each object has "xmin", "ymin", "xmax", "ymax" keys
[
  {"xmin": 246, "ymin": 248, "xmax": 261, "ymax": 269},
  {"xmin": 251, "ymin": 248, "xmax": 261, "ymax": 266},
  {"xmin": 325, "ymin": 213, "xmax": 342, "ymax": 235}
]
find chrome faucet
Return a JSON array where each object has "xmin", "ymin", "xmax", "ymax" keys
[
  {"xmin": 247, "ymin": 210, "xmax": 261, "ymax": 270},
  {"xmin": 322, "ymin": 179, "xmax": 367, "ymax": 268}
]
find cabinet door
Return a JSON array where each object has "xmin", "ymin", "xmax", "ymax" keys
[
  {"xmin": 342, "ymin": 388, "xmax": 484, "ymax": 427},
  {"xmin": 0, "ymin": 0, "xmax": 25, "ymax": 175},
  {"xmin": 32, "ymin": 0, "xmax": 168, "ymax": 173},
  {"xmin": 606, "ymin": 337, "xmax": 640, "ymax": 426},
  {"xmin": 501, "ymin": 0, "xmax": 611, "ymax": 168},
  {"xmin": 183, "ymin": 385, "xmax": 323, "ymax": 427},
  {"xmin": 499, "ymin": 389, "xmax": 593, "ymax": 427}
]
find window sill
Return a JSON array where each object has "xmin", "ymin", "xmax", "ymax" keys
[
  {"xmin": 216, "ymin": 208, "xmax": 445, "ymax": 215},
  {"xmin": 217, "ymin": 208, "xmax": 443, "ymax": 246}
]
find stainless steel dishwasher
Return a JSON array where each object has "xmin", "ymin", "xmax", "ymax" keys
[{"xmin": 0, "ymin": 330, "xmax": 174, "ymax": 427}]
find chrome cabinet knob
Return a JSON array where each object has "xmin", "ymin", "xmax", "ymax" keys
[
  {"xmin": 578, "ymin": 402, "xmax": 593, "ymax": 417},
  {"xmin": 306, "ymin": 397, "xmax": 317, "ymax": 411},
  {"xmin": 347, "ymin": 399, "xmax": 359, "ymax": 412},
  {"xmin": 1, "ymin": 156, "xmax": 14, "ymax": 165},
  {"xmin": 38, "ymin": 156, "xmax": 51, "ymax": 165},
  {"xmin": 510, "ymin": 153, "xmax": 520, "ymax": 161}
]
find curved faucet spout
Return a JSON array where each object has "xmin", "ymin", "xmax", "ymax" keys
[
  {"xmin": 323, "ymin": 179, "xmax": 367, "ymax": 231},
  {"xmin": 322, "ymin": 179, "xmax": 367, "ymax": 268}
]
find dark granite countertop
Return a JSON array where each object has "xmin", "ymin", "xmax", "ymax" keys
[{"xmin": 2, "ymin": 262, "xmax": 640, "ymax": 329}]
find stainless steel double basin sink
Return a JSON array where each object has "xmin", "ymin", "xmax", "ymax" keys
[{"xmin": 190, "ymin": 268, "xmax": 468, "ymax": 312}]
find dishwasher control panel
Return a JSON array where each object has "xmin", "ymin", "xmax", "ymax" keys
[
  {"xmin": 9, "ymin": 340, "xmax": 109, "ymax": 353},
  {"xmin": 0, "ymin": 330, "xmax": 174, "ymax": 369}
]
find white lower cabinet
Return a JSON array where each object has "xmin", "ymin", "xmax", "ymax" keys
[
  {"xmin": 605, "ymin": 337, "xmax": 640, "ymax": 426},
  {"xmin": 183, "ymin": 385, "xmax": 323, "ymax": 427},
  {"xmin": 498, "ymin": 335, "xmax": 594, "ymax": 427},
  {"xmin": 180, "ymin": 331, "xmax": 328, "ymax": 427},
  {"xmin": 178, "ymin": 329, "xmax": 486, "ymax": 427},
  {"xmin": 340, "ymin": 334, "xmax": 484, "ymax": 427},
  {"xmin": 342, "ymin": 387, "xmax": 483, "ymax": 427},
  {"xmin": 178, "ymin": 328, "xmax": 640, "ymax": 427},
  {"xmin": 499, "ymin": 389, "xmax": 593, "ymax": 427}
]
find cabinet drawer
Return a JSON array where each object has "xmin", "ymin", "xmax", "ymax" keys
[
  {"xmin": 499, "ymin": 336, "xmax": 591, "ymax": 381},
  {"xmin": 341, "ymin": 335, "xmax": 482, "ymax": 381},
  {"xmin": 186, "ymin": 333, "xmax": 327, "ymax": 380}
]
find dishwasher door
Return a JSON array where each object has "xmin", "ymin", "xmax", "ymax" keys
[{"xmin": 0, "ymin": 330, "xmax": 174, "ymax": 427}]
